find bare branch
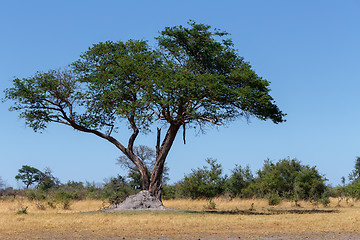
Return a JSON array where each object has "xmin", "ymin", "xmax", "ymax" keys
[
  {"xmin": 107, "ymin": 125, "xmax": 114, "ymax": 136},
  {"xmin": 198, "ymin": 116, "xmax": 220, "ymax": 125}
]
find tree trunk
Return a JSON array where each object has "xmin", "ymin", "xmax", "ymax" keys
[
  {"xmin": 149, "ymin": 123, "xmax": 181, "ymax": 200},
  {"xmin": 127, "ymin": 153, "xmax": 150, "ymax": 190},
  {"xmin": 138, "ymin": 165, "xmax": 150, "ymax": 190}
]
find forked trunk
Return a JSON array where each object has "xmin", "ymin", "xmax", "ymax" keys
[
  {"xmin": 149, "ymin": 123, "xmax": 181, "ymax": 200},
  {"xmin": 126, "ymin": 151, "xmax": 151, "ymax": 191}
]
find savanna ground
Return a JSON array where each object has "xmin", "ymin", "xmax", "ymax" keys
[{"xmin": 1, "ymin": 197, "xmax": 360, "ymax": 239}]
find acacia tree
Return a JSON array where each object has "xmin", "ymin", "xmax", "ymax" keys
[
  {"xmin": 4, "ymin": 21, "xmax": 285, "ymax": 200},
  {"xmin": 15, "ymin": 165, "xmax": 42, "ymax": 189}
]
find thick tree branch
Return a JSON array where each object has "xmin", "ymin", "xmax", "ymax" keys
[{"xmin": 127, "ymin": 115, "xmax": 139, "ymax": 153}]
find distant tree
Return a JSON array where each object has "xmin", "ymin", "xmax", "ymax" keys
[
  {"xmin": 37, "ymin": 167, "xmax": 60, "ymax": 191},
  {"xmin": 250, "ymin": 158, "xmax": 327, "ymax": 201},
  {"xmin": 349, "ymin": 156, "xmax": 360, "ymax": 183},
  {"xmin": 117, "ymin": 145, "xmax": 169, "ymax": 190},
  {"xmin": 293, "ymin": 167, "xmax": 327, "ymax": 201},
  {"xmin": 0, "ymin": 177, "xmax": 4, "ymax": 190},
  {"xmin": 15, "ymin": 165, "xmax": 42, "ymax": 189},
  {"xmin": 344, "ymin": 157, "xmax": 360, "ymax": 199},
  {"xmin": 178, "ymin": 158, "xmax": 227, "ymax": 199},
  {"xmin": 4, "ymin": 21, "xmax": 285, "ymax": 200},
  {"xmin": 226, "ymin": 165, "xmax": 253, "ymax": 198},
  {"xmin": 341, "ymin": 176, "xmax": 346, "ymax": 186},
  {"xmin": 15, "ymin": 165, "xmax": 59, "ymax": 191}
]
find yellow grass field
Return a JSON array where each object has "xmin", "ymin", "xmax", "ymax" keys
[{"xmin": 1, "ymin": 197, "xmax": 360, "ymax": 239}]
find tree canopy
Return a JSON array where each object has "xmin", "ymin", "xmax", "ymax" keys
[
  {"xmin": 15, "ymin": 165, "xmax": 42, "ymax": 189},
  {"xmin": 4, "ymin": 21, "xmax": 285, "ymax": 199},
  {"xmin": 15, "ymin": 165, "xmax": 58, "ymax": 190}
]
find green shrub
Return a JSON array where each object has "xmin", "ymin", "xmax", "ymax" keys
[
  {"xmin": 16, "ymin": 206, "xmax": 28, "ymax": 215},
  {"xmin": 248, "ymin": 158, "xmax": 327, "ymax": 201},
  {"xmin": 25, "ymin": 189, "xmax": 46, "ymax": 201},
  {"xmin": 47, "ymin": 200, "xmax": 56, "ymax": 209},
  {"xmin": 226, "ymin": 165, "xmax": 253, "ymax": 198},
  {"xmin": 177, "ymin": 158, "xmax": 226, "ymax": 199},
  {"xmin": 53, "ymin": 189, "xmax": 74, "ymax": 210},
  {"xmin": 321, "ymin": 192, "xmax": 331, "ymax": 207},
  {"xmin": 268, "ymin": 193, "xmax": 281, "ymax": 206},
  {"xmin": 161, "ymin": 185, "xmax": 178, "ymax": 200},
  {"xmin": 203, "ymin": 199, "xmax": 216, "ymax": 210},
  {"xmin": 102, "ymin": 175, "xmax": 132, "ymax": 205}
]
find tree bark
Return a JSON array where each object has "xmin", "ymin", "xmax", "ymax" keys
[
  {"xmin": 59, "ymin": 106, "xmax": 177, "ymax": 200},
  {"xmin": 127, "ymin": 152, "xmax": 150, "ymax": 190},
  {"xmin": 149, "ymin": 123, "xmax": 181, "ymax": 200}
]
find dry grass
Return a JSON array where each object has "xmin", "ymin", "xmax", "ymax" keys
[{"xmin": 0, "ymin": 197, "xmax": 360, "ymax": 239}]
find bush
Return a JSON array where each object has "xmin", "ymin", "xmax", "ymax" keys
[
  {"xmin": 52, "ymin": 189, "xmax": 74, "ymax": 209},
  {"xmin": 321, "ymin": 191, "xmax": 331, "ymax": 207},
  {"xmin": 58, "ymin": 181, "xmax": 85, "ymax": 200},
  {"xmin": 16, "ymin": 206, "xmax": 28, "ymax": 215},
  {"xmin": 294, "ymin": 167, "xmax": 327, "ymax": 201},
  {"xmin": 84, "ymin": 181, "xmax": 103, "ymax": 199},
  {"xmin": 203, "ymin": 199, "xmax": 216, "ymax": 210},
  {"xmin": 345, "ymin": 179, "xmax": 360, "ymax": 199},
  {"xmin": 226, "ymin": 165, "xmax": 253, "ymax": 198},
  {"xmin": 102, "ymin": 175, "xmax": 133, "ymax": 205},
  {"xmin": 248, "ymin": 158, "xmax": 327, "ymax": 201},
  {"xmin": 0, "ymin": 187, "xmax": 17, "ymax": 199},
  {"xmin": 177, "ymin": 158, "xmax": 227, "ymax": 199},
  {"xmin": 161, "ymin": 185, "xmax": 178, "ymax": 200},
  {"xmin": 268, "ymin": 193, "xmax": 282, "ymax": 206},
  {"xmin": 25, "ymin": 189, "xmax": 46, "ymax": 201}
]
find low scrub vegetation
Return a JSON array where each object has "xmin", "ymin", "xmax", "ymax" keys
[{"xmin": 3, "ymin": 157, "xmax": 360, "ymax": 209}]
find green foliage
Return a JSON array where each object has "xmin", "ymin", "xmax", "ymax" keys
[
  {"xmin": 320, "ymin": 191, "xmax": 331, "ymax": 207},
  {"xmin": 15, "ymin": 166, "xmax": 59, "ymax": 191},
  {"xmin": 4, "ymin": 21, "xmax": 285, "ymax": 198},
  {"xmin": 294, "ymin": 167, "xmax": 327, "ymax": 201},
  {"xmin": 226, "ymin": 165, "xmax": 253, "ymax": 198},
  {"xmin": 345, "ymin": 179, "xmax": 360, "ymax": 199},
  {"xmin": 53, "ymin": 189, "xmax": 73, "ymax": 210},
  {"xmin": 268, "ymin": 193, "xmax": 282, "ymax": 206},
  {"xmin": 37, "ymin": 168, "xmax": 60, "ymax": 192},
  {"xmin": 203, "ymin": 199, "xmax": 216, "ymax": 210},
  {"xmin": 249, "ymin": 158, "xmax": 327, "ymax": 201},
  {"xmin": 3, "ymin": 69, "xmax": 82, "ymax": 132},
  {"xmin": 16, "ymin": 206, "xmax": 28, "ymax": 215},
  {"xmin": 25, "ymin": 189, "xmax": 46, "ymax": 201},
  {"xmin": 102, "ymin": 175, "xmax": 133, "ymax": 205},
  {"xmin": 333, "ymin": 157, "xmax": 360, "ymax": 201},
  {"xmin": 349, "ymin": 157, "xmax": 360, "ymax": 183},
  {"xmin": 178, "ymin": 158, "xmax": 227, "ymax": 199},
  {"xmin": 154, "ymin": 21, "xmax": 285, "ymax": 127},
  {"xmin": 161, "ymin": 185, "xmax": 178, "ymax": 200},
  {"xmin": 53, "ymin": 181, "xmax": 84, "ymax": 200},
  {"xmin": 72, "ymin": 40, "xmax": 157, "ymax": 132},
  {"xmin": 83, "ymin": 181, "xmax": 103, "ymax": 199},
  {"xmin": 15, "ymin": 165, "xmax": 42, "ymax": 189}
]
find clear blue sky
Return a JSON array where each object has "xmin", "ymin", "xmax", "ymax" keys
[{"xmin": 1, "ymin": 0, "xmax": 359, "ymax": 188}]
